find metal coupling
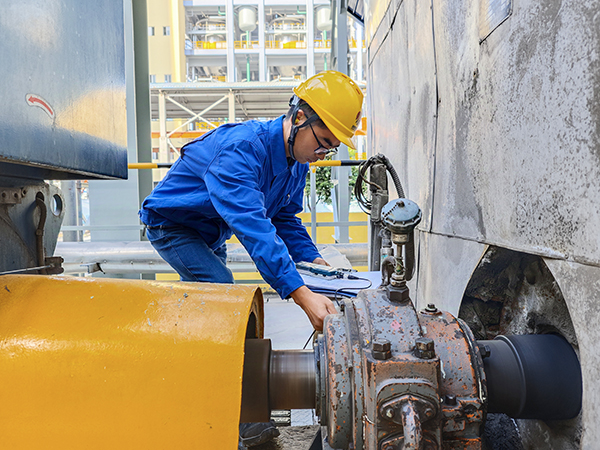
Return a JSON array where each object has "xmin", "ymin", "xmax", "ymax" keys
[
  {"xmin": 372, "ymin": 339, "xmax": 392, "ymax": 360},
  {"xmin": 414, "ymin": 337, "xmax": 436, "ymax": 359}
]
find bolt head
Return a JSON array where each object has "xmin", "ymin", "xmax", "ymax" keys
[
  {"xmin": 384, "ymin": 407, "xmax": 395, "ymax": 419},
  {"xmin": 373, "ymin": 339, "xmax": 391, "ymax": 352},
  {"xmin": 415, "ymin": 337, "xmax": 436, "ymax": 359},
  {"xmin": 478, "ymin": 344, "xmax": 491, "ymax": 359},
  {"xmin": 425, "ymin": 303, "xmax": 438, "ymax": 313},
  {"xmin": 415, "ymin": 337, "xmax": 434, "ymax": 351}
]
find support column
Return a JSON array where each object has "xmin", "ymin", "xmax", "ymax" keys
[
  {"xmin": 158, "ymin": 91, "xmax": 169, "ymax": 163},
  {"xmin": 356, "ymin": 22, "xmax": 363, "ymax": 82},
  {"xmin": 258, "ymin": 0, "xmax": 266, "ymax": 81},
  {"xmin": 228, "ymin": 89, "xmax": 236, "ymax": 123},
  {"xmin": 306, "ymin": 0, "xmax": 315, "ymax": 77},
  {"xmin": 226, "ymin": 0, "xmax": 235, "ymax": 82},
  {"xmin": 131, "ymin": 0, "xmax": 152, "ymax": 208},
  {"xmin": 331, "ymin": 0, "xmax": 350, "ymax": 243}
]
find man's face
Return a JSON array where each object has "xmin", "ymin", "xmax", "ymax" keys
[{"xmin": 293, "ymin": 118, "xmax": 341, "ymax": 164}]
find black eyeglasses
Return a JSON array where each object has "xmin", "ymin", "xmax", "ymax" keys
[{"xmin": 309, "ymin": 124, "xmax": 339, "ymax": 156}]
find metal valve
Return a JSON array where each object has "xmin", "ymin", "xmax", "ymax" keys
[{"xmin": 380, "ymin": 199, "xmax": 422, "ymax": 302}]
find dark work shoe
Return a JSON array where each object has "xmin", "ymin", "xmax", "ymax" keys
[{"xmin": 239, "ymin": 421, "xmax": 280, "ymax": 447}]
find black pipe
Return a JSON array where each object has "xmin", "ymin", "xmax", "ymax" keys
[{"xmin": 478, "ymin": 334, "xmax": 582, "ymax": 420}]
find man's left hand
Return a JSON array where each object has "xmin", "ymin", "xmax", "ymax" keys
[{"xmin": 312, "ymin": 257, "xmax": 330, "ymax": 267}]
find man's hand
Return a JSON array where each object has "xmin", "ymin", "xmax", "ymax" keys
[
  {"xmin": 290, "ymin": 285, "xmax": 337, "ymax": 331},
  {"xmin": 312, "ymin": 257, "xmax": 331, "ymax": 267}
]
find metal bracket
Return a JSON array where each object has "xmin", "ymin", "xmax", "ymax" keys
[
  {"xmin": 0, "ymin": 188, "xmax": 25, "ymax": 205},
  {"xmin": 44, "ymin": 256, "xmax": 64, "ymax": 275},
  {"xmin": 80, "ymin": 262, "xmax": 104, "ymax": 274}
]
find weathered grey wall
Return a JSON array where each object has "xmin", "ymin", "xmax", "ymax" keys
[{"xmin": 366, "ymin": 0, "xmax": 600, "ymax": 447}]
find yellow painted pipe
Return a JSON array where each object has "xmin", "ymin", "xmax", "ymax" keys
[
  {"xmin": 127, "ymin": 160, "xmax": 365, "ymax": 170},
  {"xmin": 0, "ymin": 275, "xmax": 263, "ymax": 449},
  {"xmin": 128, "ymin": 162, "xmax": 159, "ymax": 169}
]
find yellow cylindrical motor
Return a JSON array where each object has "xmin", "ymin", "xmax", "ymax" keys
[{"xmin": 0, "ymin": 275, "xmax": 263, "ymax": 449}]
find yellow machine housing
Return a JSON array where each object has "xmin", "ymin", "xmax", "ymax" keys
[{"xmin": 0, "ymin": 275, "xmax": 263, "ymax": 449}]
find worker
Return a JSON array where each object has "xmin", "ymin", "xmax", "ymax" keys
[{"xmin": 139, "ymin": 70, "xmax": 363, "ymax": 446}]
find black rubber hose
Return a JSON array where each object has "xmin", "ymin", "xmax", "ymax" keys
[{"xmin": 380, "ymin": 154, "xmax": 405, "ymax": 199}]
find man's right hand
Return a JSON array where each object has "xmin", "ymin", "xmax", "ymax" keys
[{"xmin": 290, "ymin": 285, "xmax": 337, "ymax": 331}]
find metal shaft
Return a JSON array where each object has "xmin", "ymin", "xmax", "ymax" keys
[
  {"xmin": 270, "ymin": 349, "xmax": 316, "ymax": 410},
  {"xmin": 241, "ymin": 339, "xmax": 316, "ymax": 423}
]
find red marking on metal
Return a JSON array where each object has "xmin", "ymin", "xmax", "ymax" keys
[{"xmin": 26, "ymin": 94, "xmax": 55, "ymax": 119}]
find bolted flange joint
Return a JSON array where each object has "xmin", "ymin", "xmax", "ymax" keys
[
  {"xmin": 414, "ymin": 337, "xmax": 436, "ymax": 359},
  {"xmin": 372, "ymin": 338, "xmax": 392, "ymax": 360}
]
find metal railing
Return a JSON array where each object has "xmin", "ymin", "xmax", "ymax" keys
[{"xmin": 128, "ymin": 160, "xmax": 367, "ymax": 244}]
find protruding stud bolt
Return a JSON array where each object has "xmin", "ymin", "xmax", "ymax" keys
[
  {"xmin": 372, "ymin": 339, "xmax": 392, "ymax": 360},
  {"xmin": 425, "ymin": 303, "xmax": 438, "ymax": 313},
  {"xmin": 415, "ymin": 337, "xmax": 436, "ymax": 359},
  {"xmin": 384, "ymin": 407, "xmax": 395, "ymax": 419}
]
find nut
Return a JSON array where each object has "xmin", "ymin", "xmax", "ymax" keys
[
  {"xmin": 372, "ymin": 339, "xmax": 392, "ymax": 360},
  {"xmin": 425, "ymin": 303, "xmax": 438, "ymax": 313},
  {"xmin": 478, "ymin": 344, "xmax": 491, "ymax": 359},
  {"xmin": 372, "ymin": 339, "xmax": 391, "ymax": 352},
  {"xmin": 414, "ymin": 337, "xmax": 436, "ymax": 359}
]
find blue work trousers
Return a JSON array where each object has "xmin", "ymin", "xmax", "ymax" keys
[{"xmin": 146, "ymin": 225, "xmax": 234, "ymax": 284}]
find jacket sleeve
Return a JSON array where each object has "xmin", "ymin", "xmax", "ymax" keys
[
  {"xmin": 202, "ymin": 140, "xmax": 305, "ymax": 299},
  {"xmin": 271, "ymin": 174, "xmax": 321, "ymax": 264}
]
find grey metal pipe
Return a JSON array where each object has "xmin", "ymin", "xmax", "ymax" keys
[{"xmin": 55, "ymin": 241, "xmax": 368, "ymax": 274}]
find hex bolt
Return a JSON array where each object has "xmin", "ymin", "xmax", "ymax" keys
[
  {"xmin": 415, "ymin": 337, "xmax": 436, "ymax": 359},
  {"xmin": 372, "ymin": 339, "xmax": 392, "ymax": 360},
  {"xmin": 478, "ymin": 343, "xmax": 491, "ymax": 359},
  {"xmin": 444, "ymin": 394, "xmax": 457, "ymax": 406},
  {"xmin": 373, "ymin": 339, "xmax": 391, "ymax": 352},
  {"xmin": 424, "ymin": 303, "xmax": 438, "ymax": 313},
  {"xmin": 424, "ymin": 407, "xmax": 434, "ymax": 418}
]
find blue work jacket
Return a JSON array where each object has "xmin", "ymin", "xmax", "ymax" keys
[{"xmin": 139, "ymin": 116, "xmax": 321, "ymax": 298}]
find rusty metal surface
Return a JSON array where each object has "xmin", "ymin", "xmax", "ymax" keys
[
  {"xmin": 322, "ymin": 314, "xmax": 353, "ymax": 448},
  {"xmin": 317, "ymin": 287, "xmax": 486, "ymax": 449},
  {"xmin": 419, "ymin": 310, "xmax": 486, "ymax": 441}
]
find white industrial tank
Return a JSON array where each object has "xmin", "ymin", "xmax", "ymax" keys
[
  {"xmin": 315, "ymin": 6, "xmax": 332, "ymax": 31},
  {"xmin": 238, "ymin": 7, "xmax": 257, "ymax": 32}
]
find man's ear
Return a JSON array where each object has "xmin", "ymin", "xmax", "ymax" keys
[{"xmin": 295, "ymin": 109, "xmax": 306, "ymax": 125}]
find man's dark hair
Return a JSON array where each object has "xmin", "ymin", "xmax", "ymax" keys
[{"xmin": 286, "ymin": 98, "xmax": 326, "ymax": 128}]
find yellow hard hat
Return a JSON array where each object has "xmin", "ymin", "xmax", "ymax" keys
[{"xmin": 293, "ymin": 71, "xmax": 364, "ymax": 149}]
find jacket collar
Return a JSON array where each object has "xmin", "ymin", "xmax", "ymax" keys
[{"xmin": 270, "ymin": 115, "xmax": 291, "ymax": 175}]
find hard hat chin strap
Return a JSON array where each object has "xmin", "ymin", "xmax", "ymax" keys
[{"xmin": 287, "ymin": 96, "xmax": 319, "ymax": 162}]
